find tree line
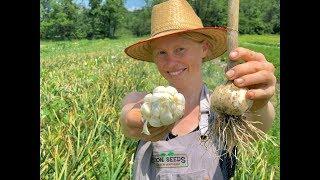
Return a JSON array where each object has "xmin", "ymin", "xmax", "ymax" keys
[{"xmin": 40, "ymin": 0, "xmax": 280, "ymax": 40}]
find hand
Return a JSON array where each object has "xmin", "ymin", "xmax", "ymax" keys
[
  {"xmin": 121, "ymin": 106, "xmax": 174, "ymax": 141},
  {"xmin": 120, "ymin": 92, "xmax": 175, "ymax": 142},
  {"xmin": 225, "ymin": 47, "xmax": 276, "ymax": 110},
  {"xmin": 140, "ymin": 124, "xmax": 174, "ymax": 142}
]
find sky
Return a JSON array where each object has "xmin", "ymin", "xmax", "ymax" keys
[
  {"xmin": 125, "ymin": 0, "xmax": 146, "ymax": 11},
  {"xmin": 75, "ymin": 0, "xmax": 146, "ymax": 11}
]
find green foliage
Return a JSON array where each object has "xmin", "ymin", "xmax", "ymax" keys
[
  {"xmin": 187, "ymin": 0, "xmax": 227, "ymax": 27},
  {"xmin": 40, "ymin": 0, "xmax": 127, "ymax": 40},
  {"xmin": 41, "ymin": 0, "xmax": 86, "ymax": 39},
  {"xmin": 126, "ymin": 9, "xmax": 151, "ymax": 37},
  {"xmin": 85, "ymin": 0, "xmax": 127, "ymax": 39},
  {"xmin": 40, "ymin": 0, "xmax": 280, "ymax": 40},
  {"xmin": 239, "ymin": 0, "xmax": 280, "ymax": 34},
  {"xmin": 102, "ymin": 0, "xmax": 127, "ymax": 38},
  {"xmin": 86, "ymin": 0, "xmax": 104, "ymax": 39}
]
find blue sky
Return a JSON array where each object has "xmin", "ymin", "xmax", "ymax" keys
[
  {"xmin": 75, "ymin": 0, "xmax": 146, "ymax": 11},
  {"xmin": 125, "ymin": 0, "xmax": 146, "ymax": 11}
]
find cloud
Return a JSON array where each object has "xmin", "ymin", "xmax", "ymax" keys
[{"xmin": 126, "ymin": 6, "xmax": 143, "ymax": 12}]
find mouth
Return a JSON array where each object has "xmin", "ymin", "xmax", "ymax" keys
[{"xmin": 167, "ymin": 68, "xmax": 187, "ymax": 76}]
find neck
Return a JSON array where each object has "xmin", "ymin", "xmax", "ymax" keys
[
  {"xmin": 170, "ymin": 77, "xmax": 203, "ymax": 113},
  {"xmin": 169, "ymin": 78, "xmax": 203, "ymax": 136}
]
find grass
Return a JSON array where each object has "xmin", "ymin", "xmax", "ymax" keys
[{"xmin": 41, "ymin": 34, "xmax": 280, "ymax": 179}]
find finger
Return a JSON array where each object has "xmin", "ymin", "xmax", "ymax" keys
[
  {"xmin": 127, "ymin": 126, "xmax": 164, "ymax": 141},
  {"xmin": 226, "ymin": 61, "xmax": 275, "ymax": 80},
  {"xmin": 140, "ymin": 124, "xmax": 173, "ymax": 140},
  {"xmin": 141, "ymin": 125, "xmax": 172, "ymax": 141},
  {"xmin": 148, "ymin": 129, "xmax": 170, "ymax": 142},
  {"xmin": 246, "ymin": 86, "xmax": 276, "ymax": 100},
  {"xmin": 151, "ymin": 124, "xmax": 175, "ymax": 141},
  {"xmin": 148, "ymin": 125, "xmax": 171, "ymax": 136},
  {"xmin": 229, "ymin": 47, "xmax": 267, "ymax": 62},
  {"xmin": 233, "ymin": 70, "xmax": 276, "ymax": 88}
]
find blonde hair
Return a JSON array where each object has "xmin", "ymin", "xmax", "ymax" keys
[{"xmin": 181, "ymin": 32, "xmax": 214, "ymax": 59}]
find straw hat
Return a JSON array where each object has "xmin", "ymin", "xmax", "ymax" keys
[{"xmin": 124, "ymin": 0, "xmax": 227, "ymax": 62}]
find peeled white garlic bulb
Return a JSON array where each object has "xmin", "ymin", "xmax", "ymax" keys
[{"xmin": 140, "ymin": 86, "xmax": 185, "ymax": 135}]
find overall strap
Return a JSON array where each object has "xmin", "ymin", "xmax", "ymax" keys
[{"xmin": 198, "ymin": 84, "xmax": 213, "ymax": 136}]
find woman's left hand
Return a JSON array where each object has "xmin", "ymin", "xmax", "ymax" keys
[{"xmin": 225, "ymin": 47, "xmax": 276, "ymax": 110}]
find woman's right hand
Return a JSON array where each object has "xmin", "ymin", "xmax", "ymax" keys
[{"xmin": 120, "ymin": 92, "xmax": 173, "ymax": 141}]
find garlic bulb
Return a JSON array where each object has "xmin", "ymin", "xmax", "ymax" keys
[
  {"xmin": 140, "ymin": 86, "xmax": 185, "ymax": 135},
  {"xmin": 210, "ymin": 82, "xmax": 253, "ymax": 116}
]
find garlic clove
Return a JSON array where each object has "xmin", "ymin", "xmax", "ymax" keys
[
  {"xmin": 173, "ymin": 93, "xmax": 185, "ymax": 106},
  {"xmin": 161, "ymin": 92, "xmax": 172, "ymax": 100},
  {"xmin": 175, "ymin": 104, "xmax": 185, "ymax": 118},
  {"xmin": 160, "ymin": 111, "xmax": 174, "ymax": 125},
  {"xmin": 153, "ymin": 86, "xmax": 167, "ymax": 94},
  {"xmin": 140, "ymin": 103, "xmax": 151, "ymax": 119},
  {"xmin": 142, "ymin": 120, "xmax": 151, "ymax": 135},
  {"xmin": 148, "ymin": 118, "xmax": 162, "ymax": 127},
  {"xmin": 166, "ymin": 86, "xmax": 178, "ymax": 96},
  {"xmin": 143, "ymin": 93, "xmax": 153, "ymax": 103},
  {"xmin": 151, "ymin": 103, "xmax": 161, "ymax": 118},
  {"xmin": 151, "ymin": 92, "xmax": 163, "ymax": 102}
]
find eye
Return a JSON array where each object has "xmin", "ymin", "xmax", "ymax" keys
[
  {"xmin": 175, "ymin": 47, "xmax": 186, "ymax": 56},
  {"xmin": 156, "ymin": 51, "xmax": 167, "ymax": 58},
  {"xmin": 177, "ymin": 48, "xmax": 185, "ymax": 52},
  {"xmin": 153, "ymin": 50, "xmax": 166, "ymax": 58},
  {"xmin": 159, "ymin": 51, "xmax": 166, "ymax": 55}
]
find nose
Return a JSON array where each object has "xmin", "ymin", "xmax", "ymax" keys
[{"xmin": 165, "ymin": 52, "xmax": 179, "ymax": 64}]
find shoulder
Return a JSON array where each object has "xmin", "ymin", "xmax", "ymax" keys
[{"xmin": 122, "ymin": 92, "xmax": 148, "ymax": 106}]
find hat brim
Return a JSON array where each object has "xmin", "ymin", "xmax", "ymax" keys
[{"xmin": 124, "ymin": 26, "xmax": 227, "ymax": 62}]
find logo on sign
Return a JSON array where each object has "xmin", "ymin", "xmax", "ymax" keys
[{"xmin": 152, "ymin": 150, "xmax": 188, "ymax": 168}]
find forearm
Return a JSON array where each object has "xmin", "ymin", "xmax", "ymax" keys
[{"xmin": 246, "ymin": 100, "xmax": 275, "ymax": 133}]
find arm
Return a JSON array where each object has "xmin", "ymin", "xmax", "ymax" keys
[
  {"xmin": 246, "ymin": 99, "xmax": 275, "ymax": 133},
  {"xmin": 120, "ymin": 92, "xmax": 173, "ymax": 141}
]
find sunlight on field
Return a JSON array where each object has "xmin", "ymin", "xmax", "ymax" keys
[{"xmin": 40, "ymin": 35, "xmax": 280, "ymax": 179}]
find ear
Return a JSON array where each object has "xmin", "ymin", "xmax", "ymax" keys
[{"xmin": 201, "ymin": 40, "xmax": 209, "ymax": 59}]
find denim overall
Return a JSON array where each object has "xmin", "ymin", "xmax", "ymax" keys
[{"xmin": 132, "ymin": 84, "xmax": 235, "ymax": 180}]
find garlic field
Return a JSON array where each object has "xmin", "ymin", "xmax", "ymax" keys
[{"xmin": 40, "ymin": 35, "xmax": 280, "ymax": 179}]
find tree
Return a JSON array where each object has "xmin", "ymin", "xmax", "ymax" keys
[
  {"xmin": 239, "ymin": 0, "xmax": 265, "ymax": 34},
  {"xmin": 102, "ymin": 0, "xmax": 126, "ymax": 38},
  {"xmin": 40, "ymin": 0, "xmax": 280, "ymax": 40},
  {"xmin": 262, "ymin": 0, "xmax": 280, "ymax": 34},
  {"xmin": 40, "ymin": 0, "xmax": 82, "ymax": 40},
  {"xmin": 87, "ymin": 0, "xmax": 104, "ymax": 39},
  {"xmin": 74, "ymin": 7, "xmax": 91, "ymax": 39},
  {"xmin": 127, "ymin": 8, "xmax": 151, "ymax": 36}
]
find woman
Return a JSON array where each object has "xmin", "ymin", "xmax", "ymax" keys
[{"xmin": 121, "ymin": 0, "xmax": 276, "ymax": 179}]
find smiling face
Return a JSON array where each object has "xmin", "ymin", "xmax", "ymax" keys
[{"xmin": 150, "ymin": 34, "xmax": 209, "ymax": 88}]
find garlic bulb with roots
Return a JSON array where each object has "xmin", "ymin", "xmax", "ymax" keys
[
  {"xmin": 140, "ymin": 86, "xmax": 185, "ymax": 135},
  {"xmin": 209, "ymin": 81, "xmax": 273, "ymax": 154}
]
